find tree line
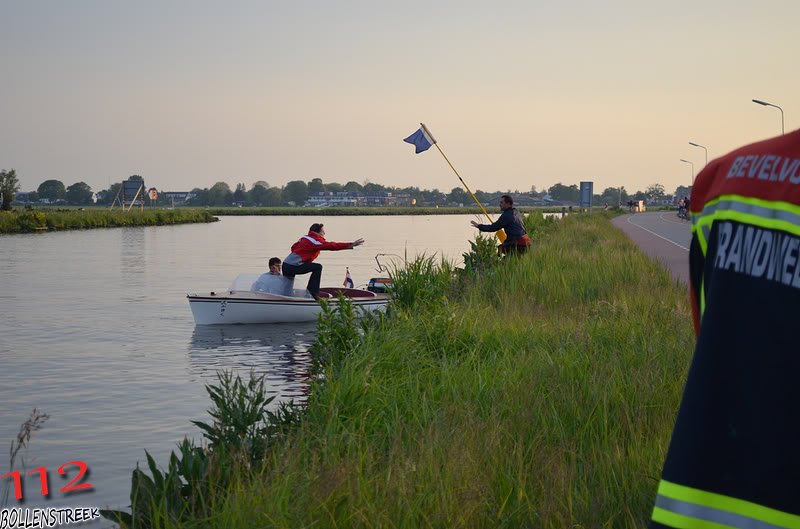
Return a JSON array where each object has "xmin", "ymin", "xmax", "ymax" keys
[{"xmin": 4, "ymin": 170, "xmax": 692, "ymax": 208}]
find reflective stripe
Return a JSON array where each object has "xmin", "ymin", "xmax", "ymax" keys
[
  {"xmin": 653, "ymin": 480, "xmax": 800, "ymax": 529},
  {"xmin": 301, "ymin": 235, "xmax": 323, "ymax": 245},
  {"xmin": 693, "ymin": 195, "xmax": 800, "ymax": 240},
  {"xmin": 655, "ymin": 495, "xmax": 790, "ymax": 529}
]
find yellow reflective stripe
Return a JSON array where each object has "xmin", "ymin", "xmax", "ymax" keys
[
  {"xmin": 699, "ymin": 278, "xmax": 705, "ymax": 315},
  {"xmin": 659, "ymin": 480, "xmax": 800, "ymax": 529},
  {"xmin": 711, "ymin": 193, "xmax": 800, "ymax": 217},
  {"xmin": 701, "ymin": 209, "xmax": 800, "ymax": 238},
  {"xmin": 652, "ymin": 506, "xmax": 734, "ymax": 529},
  {"xmin": 694, "ymin": 194, "xmax": 800, "ymax": 239}
]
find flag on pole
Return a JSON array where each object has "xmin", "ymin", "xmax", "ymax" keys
[
  {"xmin": 343, "ymin": 267, "xmax": 354, "ymax": 288},
  {"xmin": 403, "ymin": 126, "xmax": 435, "ymax": 154}
]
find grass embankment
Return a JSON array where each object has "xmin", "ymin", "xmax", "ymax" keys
[
  {"xmin": 207, "ymin": 206, "xmax": 568, "ymax": 216},
  {"xmin": 163, "ymin": 213, "xmax": 694, "ymax": 528},
  {"xmin": 0, "ymin": 208, "xmax": 218, "ymax": 233}
]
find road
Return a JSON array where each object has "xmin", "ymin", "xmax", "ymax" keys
[{"xmin": 611, "ymin": 211, "xmax": 692, "ymax": 284}]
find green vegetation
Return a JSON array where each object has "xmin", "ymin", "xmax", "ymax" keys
[
  {"xmin": 207, "ymin": 206, "xmax": 567, "ymax": 216},
  {"xmin": 0, "ymin": 208, "xmax": 218, "ymax": 234},
  {"xmin": 109, "ymin": 212, "xmax": 694, "ymax": 528}
]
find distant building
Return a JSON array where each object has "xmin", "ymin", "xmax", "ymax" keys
[
  {"xmin": 161, "ymin": 191, "xmax": 195, "ymax": 205},
  {"xmin": 307, "ymin": 192, "xmax": 361, "ymax": 207},
  {"xmin": 362, "ymin": 192, "xmax": 411, "ymax": 206}
]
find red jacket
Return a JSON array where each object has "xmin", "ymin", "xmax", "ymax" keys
[{"xmin": 289, "ymin": 232, "xmax": 353, "ymax": 263}]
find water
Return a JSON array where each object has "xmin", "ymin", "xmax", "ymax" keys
[{"xmin": 0, "ymin": 214, "xmax": 482, "ymax": 518}]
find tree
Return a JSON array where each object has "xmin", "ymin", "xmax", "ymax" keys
[
  {"xmin": 233, "ymin": 183, "xmax": 247, "ymax": 204},
  {"xmin": 343, "ymin": 181, "xmax": 363, "ymax": 193},
  {"xmin": 325, "ymin": 182, "xmax": 343, "ymax": 193},
  {"xmin": 249, "ymin": 182, "xmax": 270, "ymax": 206},
  {"xmin": 128, "ymin": 174, "xmax": 144, "ymax": 181},
  {"xmin": 27, "ymin": 190, "xmax": 39, "ymax": 203},
  {"xmin": 66, "ymin": 182, "xmax": 93, "ymax": 205},
  {"xmin": 37, "ymin": 179, "xmax": 66, "ymax": 202},
  {"xmin": 645, "ymin": 183, "xmax": 666, "ymax": 201},
  {"xmin": 547, "ymin": 183, "xmax": 580, "ymax": 203},
  {"xmin": 263, "ymin": 187, "xmax": 284, "ymax": 206},
  {"xmin": 307, "ymin": 178, "xmax": 325, "ymax": 195},
  {"xmin": 0, "ymin": 169, "xmax": 20, "ymax": 210},
  {"xmin": 674, "ymin": 185, "xmax": 691, "ymax": 202},
  {"xmin": 252, "ymin": 180, "xmax": 269, "ymax": 189},
  {"xmin": 363, "ymin": 182, "xmax": 385, "ymax": 194},
  {"xmin": 208, "ymin": 182, "xmax": 233, "ymax": 206},
  {"xmin": 529, "ymin": 184, "xmax": 538, "ymax": 195},
  {"xmin": 599, "ymin": 187, "xmax": 625, "ymax": 206},
  {"xmin": 447, "ymin": 187, "xmax": 469, "ymax": 205},
  {"xmin": 187, "ymin": 187, "xmax": 210, "ymax": 206},
  {"xmin": 282, "ymin": 180, "xmax": 309, "ymax": 205},
  {"xmin": 102, "ymin": 183, "xmax": 122, "ymax": 205}
]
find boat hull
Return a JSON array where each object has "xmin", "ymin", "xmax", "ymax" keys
[{"xmin": 187, "ymin": 290, "xmax": 388, "ymax": 325}]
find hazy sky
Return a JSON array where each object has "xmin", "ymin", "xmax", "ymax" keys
[{"xmin": 2, "ymin": 1, "xmax": 797, "ymax": 196}]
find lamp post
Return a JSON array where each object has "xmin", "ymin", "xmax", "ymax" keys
[
  {"xmin": 680, "ymin": 159, "xmax": 694, "ymax": 185},
  {"xmin": 688, "ymin": 141, "xmax": 708, "ymax": 166},
  {"xmin": 752, "ymin": 99, "xmax": 785, "ymax": 135}
]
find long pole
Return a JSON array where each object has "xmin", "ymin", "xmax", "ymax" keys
[
  {"xmin": 680, "ymin": 159, "xmax": 694, "ymax": 185},
  {"xmin": 752, "ymin": 99, "xmax": 785, "ymax": 135},
  {"xmin": 420, "ymin": 123, "xmax": 506, "ymax": 242},
  {"xmin": 689, "ymin": 142, "xmax": 708, "ymax": 166}
]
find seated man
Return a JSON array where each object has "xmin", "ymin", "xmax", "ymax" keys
[{"xmin": 251, "ymin": 257, "xmax": 294, "ymax": 296}]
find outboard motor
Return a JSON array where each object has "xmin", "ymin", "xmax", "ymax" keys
[{"xmin": 367, "ymin": 277, "xmax": 393, "ymax": 294}]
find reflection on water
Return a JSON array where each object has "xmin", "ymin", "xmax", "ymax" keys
[
  {"xmin": 0, "ymin": 215, "xmax": 483, "ymax": 514},
  {"xmin": 189, "ymin": 323, "xmax": 316, "ymax": 403},
  {"xmin": 120, "ymin": 228, "xmax": 147, "ymax": 303}
]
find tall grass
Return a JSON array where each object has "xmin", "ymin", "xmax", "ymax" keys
[
  {"xmin": 0, "ymin": 209, "xmax": 218, "ymax": 234},
  {"xmin": 131, "ymin": 212, "xmax": 695, "ymax": 528}
]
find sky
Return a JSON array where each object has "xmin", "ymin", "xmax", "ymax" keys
[{"xmin": 1, "ymin": 0, "xmax": 798, "ymax": 196}]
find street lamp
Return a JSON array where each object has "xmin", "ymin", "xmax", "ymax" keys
[
  {"xmin": 680, "ymin": 159, "xmax": 695, "ymax": 185},
  {"xmin": 752, "ymin": 99, "xmax": 785, "ymax": 135},
  {"xmin": 688, "ymin": 141, "xmax": 708, "ymax": 166}
]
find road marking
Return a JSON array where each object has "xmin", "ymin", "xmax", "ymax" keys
[
  {"xmin": 658, "ymin": 212, "xmax": 691, "ymax": 225},
  {"xmin": 626, "ymin": 214, "xmax": 690, "ymax": 251}
]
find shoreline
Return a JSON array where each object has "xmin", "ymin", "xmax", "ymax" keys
[
  {"xmin": 106, "ymin": 212, "xmax": 693, "ymax": 528},
  {"xmin": 0, "ymin": 208, "xmax": 219, "ymax": 234}
]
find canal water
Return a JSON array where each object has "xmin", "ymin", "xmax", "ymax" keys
[{"xmin": 0, "ymin": 214, "xmax": 483, "ymax": 519}]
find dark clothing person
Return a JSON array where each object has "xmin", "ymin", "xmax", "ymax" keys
[
  {"xmin": 281, "ymin": 260, "xmax": 323, "ymax": 297},
  {"xmin": 475, "ymin": 206, "xmax": 531, "ymax": 255},
  {"xmin": 650, "ymin": 129, "xmax": 800, "ymax": 528}
]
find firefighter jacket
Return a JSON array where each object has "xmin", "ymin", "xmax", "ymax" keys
[
  {"xmin": 284, "ymin": 231, "xmax": 354, "ymax": 265},
  {"xmin": 651, "ymin": 129, "xmax": 800, "ymax": 528}
]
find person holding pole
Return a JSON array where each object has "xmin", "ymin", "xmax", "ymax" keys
[
  {"xmin": 470, "ymin": 194, "xmax": 531, "ymax": 255},
  {"xmin": 404, "ymin": 122, "xmax": 507, "ymax": 243}
]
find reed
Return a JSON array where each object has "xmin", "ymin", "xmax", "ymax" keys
[
  {"xmin": 0, "ymin": 209, "xmax": 218, "ymax": 234},
  {"xmin": 126, "ymin": 212, "xmax": 694, "ymax": 528}
]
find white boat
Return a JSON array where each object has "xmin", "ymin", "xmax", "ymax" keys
[{"xmin": 187, "ymin": 274, "xmax": 389, "ymax": 325}]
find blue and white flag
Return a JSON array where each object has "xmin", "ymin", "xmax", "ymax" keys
[
  {"xmin": 403, "ymin": 126, "xmax": 435, "ymax": 154},
  {"xmin": 343, "ymin": 267, "xmax": 354, "ymax": 288}
]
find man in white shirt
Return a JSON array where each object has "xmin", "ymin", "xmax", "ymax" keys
[{"xmin": 252, "ymin": 257, "xmax": 294, "ymax": 296}]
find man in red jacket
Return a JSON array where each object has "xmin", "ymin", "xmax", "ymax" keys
[{"xmin": 282, "ymin": 223, "xmax": 365, "ymax": 299}]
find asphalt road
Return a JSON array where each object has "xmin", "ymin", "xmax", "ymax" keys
[{"xmin": 611, "ymin": 211, "xmax": 692, "ymax": 284}]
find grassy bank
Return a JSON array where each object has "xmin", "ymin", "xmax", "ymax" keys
[
  {"xmin": 114, "ymin": 212, "xmax": 694, "ymax": 528},
  {"xmin": 0, "ymin": 208, "xmax": 218, "ymax": 234},
  {"xmin": 207, "ymin": 206, "xmax": 571, "ymax": 216}
]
